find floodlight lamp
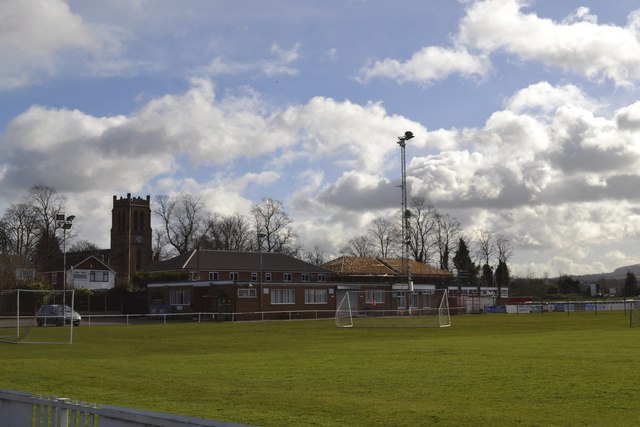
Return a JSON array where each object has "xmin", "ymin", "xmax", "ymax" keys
[
  {"xmin": 404, "ymin": 131, "xmax": 414, "ymax": 140},
  {"xmin": 66, "ymin": 215, "xmax": 76, "ymax": 222}
]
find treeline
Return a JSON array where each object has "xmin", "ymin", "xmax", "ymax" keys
[{"xmin": 1, "ymin": 186, "xmax": 514, "ymax": 291}]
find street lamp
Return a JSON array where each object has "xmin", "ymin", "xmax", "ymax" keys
[
  {"xmin": 397, "ymin": 131, "xmax": 414, "ymax": 309},
  {"xmin": 257, "ymin": 232, "xmax": 266, "ymax": 320},
  {"xmin": 56, "ymin": 214, "xmax": 75, "ymax": 320}
]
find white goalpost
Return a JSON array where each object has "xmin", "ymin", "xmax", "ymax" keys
[
  {"xmin": 335, "ymin": 288, "xmax": 451, "ymax": 328},
  {"xmin": 0, "ymin": 289, "xmax": 77, "ymax": 345}
]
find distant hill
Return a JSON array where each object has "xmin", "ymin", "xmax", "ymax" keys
[{"xmin": 569, "ymin": 264, "xmax": 640, "ymax": 282}]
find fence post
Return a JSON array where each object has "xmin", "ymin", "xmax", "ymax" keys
[{"xmin": 55, "ymin": 397, "xmax": 70, "ymax": 427}]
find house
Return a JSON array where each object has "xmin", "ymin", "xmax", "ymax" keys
[
  {"xmin": 41, "ymin": 252, "xmax": 116, "ymax": 291},
  {"xmin": 146, "ymin": 249, "xmax": 334, "ymax": 320}
]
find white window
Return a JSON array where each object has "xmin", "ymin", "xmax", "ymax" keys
[
  {"xmin": 170, "ymin": 289, "xmax": 191, "ymax": 305},
  {"xmin": 89, "ymin": 271, "xmax": 108, "ymax": 282},
  {"xmin": 301, "ymin": 273, "xmax": 309, "ymax": 282},
  {"xmin": 251, "ymin": 272, "xmax": 258, "ymax": 281},
  {"xmin": 271, "ymin": 289, "xmax": 295, "ymax": 304},
  {"xmin": 238, "ymin": 288, "xmax": 257, "ymax": 298},
  {"xmin": 411, "ymin": 292, "xmax": 419, "ymax": 308},
  {"xmin": 283, "ymin": 273, "xmax": 292, "ymax": 282},
  {"xmin": 189, "ymin": 271, "xmax": 197, "ymax": 281},
  {"xmin": 209, "ymin": 272, "xmax": 219, "ymax": 280},
  {"xmin": 318, "ymin": 274, "xmax": 326, "ymax": 283},
  {"xmin": 265, "ymin": 272, "xmax": 272, "ymax": 282},
  {"xmin": 365, "ymin": 290, "xmax": 385, "ymax": 305},
  {"xmin": 229, "ymin": 272, "xmax": 239, "ymax": 281},
  {"xmin": 304, "ymin": 289, "xmax": 327, "ymax": 304}
]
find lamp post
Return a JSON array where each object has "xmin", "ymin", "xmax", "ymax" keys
[
  {"xmin": 56, "ymin": 214, "xmax": 75, "ymax": 319},
  {"xmin": 397, "ymin": 131, "xmax": 414, "ymax": 309},
  {"xmin": 257, "ymin": 232, "xmax": 266, "ymax": 319}
]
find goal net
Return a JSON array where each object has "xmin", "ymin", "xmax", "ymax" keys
[
  {"xmin": 0, "ymin": 289, "xmax": 77, "ymax": 344},
  {"xmin": 335, "ymin": 288, "xmax": 451, "ymax": 328}
]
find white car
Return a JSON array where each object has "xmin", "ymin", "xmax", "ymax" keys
[{"xmin": 37, "ymin": 305, "xmax": 81, "ymax": 327}]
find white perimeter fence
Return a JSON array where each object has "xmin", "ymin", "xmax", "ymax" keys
[{"xmin": 0, "ymin": 388, "xmax": 251, "ymax": 427}]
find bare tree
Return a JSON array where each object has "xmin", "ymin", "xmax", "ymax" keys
[
  {"xmin": 496, "ymin": 234, "xmax": 513, "ymax": 263},
  {"xmin": 153, "ymin": 194, "xmax": 211, "ymax": 256},
  {"xmin": 28, "ymin": 185, "xmax": 66, "ymax": 266},
  {"xmin": 475, "ymin": 229, "xmax": 495, "ymax": 267},
  {"xmin": 405, "ymin": 198, "xmax": 438, "ymax": 264},
  {"xmin": 435, "ymin": 212, "xmax": 460, "ymax": 272},
  {"xmin": 303, "ymin": 245, "xmax": 326, "ymax": 266},
  {"xmin": 475, "ymin": 229, "xmax": 495, "ymax": 289},
  {"xmin": 341, "ymin": 235, "xmax": 374, "ymax": 257},
  {"xmin": 251, "ymin": 197, "xmax": 296, "ymax": 253},
  {"xmin": 204, "ymin": 213, "xmax": 252, "ymax": 251},
  {"xmin": 368, "ymin": 217, "xmax": 399, "ymax": 258},
  {"xmin": 2, "ymin": 202, "xmax": 39, "ymax": 257},
  {"xmin": 68, "ymin": 240, "xmax": 101, "ymax": 253}
]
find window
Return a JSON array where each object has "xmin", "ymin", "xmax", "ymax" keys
[
  {"xmin": 170, "ymin": 289, "xmax": 191, "ymax": 305},
  {"xmin": 251, "ymin": 272, "xmax": 258, "ymax": 281},
  {"xmin": 238, "ymin": 288, "xmax": 257, "ymax": 298},
  {"xmin": 265, "ymin": 272, "xmax": 272, "ymax": 282},
  {"xmin": 364, "ymin": 290, "xmax": 385, "ymax": 305},
  {"xmin": 51, "ymin": 274, "xmax": 57, "ymax": 285},
  {"xmin": 304, "ymin": 289, "xmax": 328, "ymax": 304},
  {"xmin": 189, "ymin": 271, "xmax": 197, "ymax": 281},
  {"xmin": 301, "ymin": 273, "xmax": 309, "ymax": 282},
  {"xmin": 271, "ymin": 289, "xmax": 295, "ymax": 304},
  {"xmin": 318, "ymin": 274, "xmax": 326, "ymax": 283},
  {"xmin": 89, "ymin": 271, "xmax": 108, "ymax": 282},
  {"xmin": 209, "ymin": 272, "xmax": 219, "ymax": 280},
  {"xmin": 229, "ymin": 272, "xmax": 239, "ymax": 281},
  {"xmin": 283, "ymin": 273, "xmax": 292, "ymax": 282},
  {"xmin": 411, "ymin": 292, "xmax": 419, "ymax": 308}
]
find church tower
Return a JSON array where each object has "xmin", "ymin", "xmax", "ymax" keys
[{"xmin": 110, "ymin": 194, "xmax": 153, "ymax": 286}]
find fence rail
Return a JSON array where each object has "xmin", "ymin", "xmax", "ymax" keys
[{"xmin": 0, "ymin": 388, "xmax": 251, "ymax": 427}]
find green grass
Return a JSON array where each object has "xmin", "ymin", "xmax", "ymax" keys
[{"xmin": 2, "ymin": 312, "xmax": 639, "ymax": 426}]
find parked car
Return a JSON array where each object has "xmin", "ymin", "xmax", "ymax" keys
[{"xmin": 37, "ymin": 305, "xmax": 81, "ymax": 327}]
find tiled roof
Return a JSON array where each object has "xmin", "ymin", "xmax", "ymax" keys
[
  {"xmin": 321, "ymin": 256, "xmax": 395, "ymax": 275},
  {"xmin": 322, "ymin": 256, "xmax": 453, "ymax": 278},
  {"xmin": 149, "ymin": 250, "xmax": 330, "ymax": 273}
]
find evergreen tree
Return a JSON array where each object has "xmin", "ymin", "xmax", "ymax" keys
[
  {"xmin": 453, "ymin": 237, "xmax": 478, "ymax": 289},
  {"xmin": 624, "ymin": 270, "xmax": 638, "ymax": 297},
  {"xmin": 495, "ymin": 260, "xmax": 510, "ymax": 304}
]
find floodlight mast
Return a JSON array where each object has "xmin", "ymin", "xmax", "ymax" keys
[
  {"xmin": 56, "ymin": 214, "xmax": 75, "ymax": 321},
  {"xmin": 397, "ymin": 131, "xmax": 414, "ymax": 304}
]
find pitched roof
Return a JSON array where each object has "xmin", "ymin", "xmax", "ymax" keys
[
  {"xmin": 40, "ymin": 250, "xmax": 112, "ymax": 273},
  {"xmin": 149, "ymin": 250, "xmax": 330, "ymax": 273},
  {"xmin": 322, "ymin": 256, "xmax": 452, "ymax": 278}
]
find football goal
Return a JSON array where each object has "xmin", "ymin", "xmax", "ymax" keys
[
  {"xmin": 0, "ymin": 289, "xmax": 77, "ymax": 344},
  {"xmin": 335, "ymin": 288, "xmax": 451, "ymax": 328}
]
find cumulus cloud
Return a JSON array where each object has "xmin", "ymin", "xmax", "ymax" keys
[
  {"xmin": 458, "ymin": 0, "xmax": 640, "ymax": 86},
  {"xmin": 361, "ymin": 0, "xmax": 640, "ymax": 87},
  {"xmin": 0, "ymin": 0, "xmax": 122, "ymax": 89},
  {"xmin": 359, "ymin": 46, "xmax": 490, "ymax": 84}
]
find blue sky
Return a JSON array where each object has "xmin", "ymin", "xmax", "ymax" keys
[{"xmin": 2, "ymin": 0, "xmax": 640, "ymax": 276}]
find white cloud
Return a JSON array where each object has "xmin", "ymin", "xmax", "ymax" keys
[
  {"xmin": 0, "ymin": 0, "xmax": 123, "ymax": 89},
  {"xmin": 359, "ymin": 46, "xmax": 490, "ymax": 84},
  {"xmin": 458, "ymin": 0, "xmax": 640, "ymax": 86}
]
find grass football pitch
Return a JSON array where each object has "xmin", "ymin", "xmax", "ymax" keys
[{"xmin": 1, "ymin": 312, "xmax": 639, "ymax": 426}]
